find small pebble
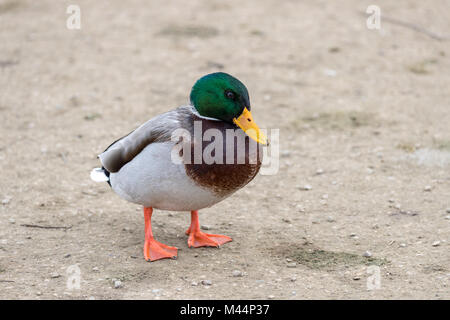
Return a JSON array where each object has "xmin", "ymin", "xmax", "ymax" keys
[
  {"xmin": 363, "ymin": 251, "xmax": 372, "ymax": 258},
  {"xmin": 445, "ymin": 215, "xmax": 450, "ymax": 220},
  {"xmin": 282, "ymin": 218, "xmax": 291, "ymax": 223},
  {"xmin": 201, "ymin": 225, "xmax": 212, "ymax": 231},
  {"xmin": 432, "ymin": 241, "xmax": 441, "ymax": 247},
  {"xmin": 201, "ymin": 280, "xmax": 212, "ymax": 286},
  {"xmin": 353, "ymin": 276, "xmax": 361, "ymax": 280},
  {"xmin": 281, "ymin": 150, "xmax": 291, "ymax": 158},
  {"xmin": 287, "ymin": 262, "xmax": 297, "ymax": 268},
  {"xmin": 315, "ymin": 169, "xmax": 324, "ymax": 175},
  {"xmin": 446, "ymin": 208, "xmax": 450, "ymax": 213},
  {"xmin": 300, "ymin": 185, "xmax": 312, "ymax": 191},
  {"xmin": 64, "ymin": 254, "xmax": 71, "ymax": 258},
  {"xmin": 323, "ymin": 68, "xmax": 337, "ymax": 77},
  {"xmin": 50, "ymin": 272, "xmax": 61, "ymax": 279},
  {"xmin": 232, "ymin": 270, "xmax": 244, "ymax": 277},
  {"xmin": 326, "ymin": 216, "xmax": 335, "ymax": 222},
  {"xmin": 268, "ymin": 295, "xmax": 275, "ymax": 299},
  {"xmin": 424, "ymin": 186, "xmax": 432, "ymax": 192},
  {"xmin": 191, "ymin": 281, "xmax": 198, "ymax": 286},
  {"xmin": 113, "ymin": 280, "xmax": 122, "ymax": 289},
  {"xmin": 399, "ymin": 243, "xmax": 407, "ymax": 248},
  {"xmin": 2, "ymin": 198, "xmax": 11, "ymax": 205},
  {"xmin": 92, "ymin": 267, "xmax": 99, "ymax": 272}
]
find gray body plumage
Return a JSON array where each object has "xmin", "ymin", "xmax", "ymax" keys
[
  {"xmin": 93, "ymin": 106, "xmax": 226, "ymax": 211},
  {"xmin": 91, "ymin": 105, "xmax": 261, "ymax": 211}
]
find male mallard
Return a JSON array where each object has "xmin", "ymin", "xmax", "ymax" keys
[{"xmin": 90, "ymin": 72, "xmax": 267, "ymax": 261}]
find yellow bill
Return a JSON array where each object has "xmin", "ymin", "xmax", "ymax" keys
[{"xmin": 233, "ymin": 107, "xmax": 268, "ymax": 145}]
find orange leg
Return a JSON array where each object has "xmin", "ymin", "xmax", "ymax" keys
[
  {"xmin": 143, "ymin": 207, "xmax": 177, "ymax": 262},
  {"xmin": 185, "ymin": 210, "xmax": 232, "ymax": 248}
]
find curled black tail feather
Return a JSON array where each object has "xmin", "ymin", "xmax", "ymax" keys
[{"xmin": 102, "ymin": 166, "xmax": 111, "ymax": 187}]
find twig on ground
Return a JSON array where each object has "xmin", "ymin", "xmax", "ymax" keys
[{"xmin": 20, "ymin": 224, "xmax": 72, "ymax": 230}]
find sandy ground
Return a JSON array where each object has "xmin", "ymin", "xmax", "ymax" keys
[{"xmin": 0, "ymin": 0, "xmax": 449, "ymax": 300}]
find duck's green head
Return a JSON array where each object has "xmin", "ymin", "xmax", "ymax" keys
[{"xmin": 190, "ymin": 72, "xmax": 267, "ymax": 145}]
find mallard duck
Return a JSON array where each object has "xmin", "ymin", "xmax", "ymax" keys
[{"xmin": 90, "ymin": 72, "xmax": 267, "ymax": 261}]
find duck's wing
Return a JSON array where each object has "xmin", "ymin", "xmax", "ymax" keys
[{"xmin": 99, "ymin": 106, "xmax": 194, "ymax": 173}]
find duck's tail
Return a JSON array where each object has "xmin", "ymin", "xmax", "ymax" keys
[{"xmin": 90, "ymin": 167, "xmax": 110, "ymax": 183}]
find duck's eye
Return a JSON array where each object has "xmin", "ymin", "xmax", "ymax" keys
[{"xmin": 224, "ymin": 90, "xmax": 235, "ymax": 100}]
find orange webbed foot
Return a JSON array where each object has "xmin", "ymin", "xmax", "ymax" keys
[
  {"xmin": 143, "ymin": 207, "xmax": 177, "ymax": 262},
  {"xmin": 185, "ymin": 210, "xmax": 232, "ymax": 248},
  {"xmin": 143, "ymin": 238, "xmax": 178, "ymax": 262},
  {"xmin": 187, "ymin": 230, "xmax": 232, "ymax": 248}
]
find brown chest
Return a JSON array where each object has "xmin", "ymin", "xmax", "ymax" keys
[{"xmin": 183, "ymin": 116, "xmax": 263, "ymax": 197}]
